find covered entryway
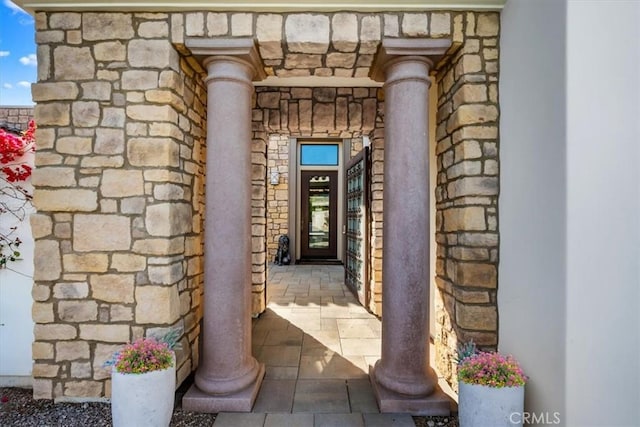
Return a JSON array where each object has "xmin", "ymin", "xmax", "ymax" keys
[{"xmin": 183, "ymin": 36, "xmax": 452, "ymax": 414}]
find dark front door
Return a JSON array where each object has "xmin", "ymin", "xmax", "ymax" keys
[{"xmin": 300, "ymin": 170, "xmax": 338, "ymax": 259}]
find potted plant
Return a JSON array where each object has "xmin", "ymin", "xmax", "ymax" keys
[
  {"xmin": 106, "ymin": 331, "xmax": 180, "ymax": 427},
  {"xmin": 457, "ymin": 341, "xmax": 528, "ymax": 427}
]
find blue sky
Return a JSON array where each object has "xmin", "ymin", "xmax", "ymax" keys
[{"xmin": 0, "ymin": 1, "xmax": 36, "ymax": 106}]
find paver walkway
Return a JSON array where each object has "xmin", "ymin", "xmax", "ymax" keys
[{"xmin": 213, "ymin": 264, "xmax": 453, "ymax": 427}]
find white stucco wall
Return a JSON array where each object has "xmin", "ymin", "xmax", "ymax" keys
[
  {"xmin": 499, "ymin": 0, "xmax": 567, "ymax": 419},
  {"xmin": 500, "ymin": 0, "xmax": 640, "ymax": 425},
  {"xmin": 565, "ymin": 1, "xmax": 640, "ymax": 425},
  {"xmin": 0, "ymin": 173, "xmax": 34, "ymax": 386}
]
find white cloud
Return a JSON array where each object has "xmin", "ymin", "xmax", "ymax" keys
[
  {"xmin": 19, "ymin": 53, "xmax": 37, "ymax": 66},
  {"xmin": 0, "ymin": 51, "xmax": 9, "ymax": 57},
  {"xmin": 17, "ymin": 81, "xmax": 30, "ymax": 87},
  {"xmin": 4, "ymin": 0, "xmax": 27, "ymax": 14},
  {"xmin": 3, "ymin": 83, "xmax": 13, "ymax": 89}
]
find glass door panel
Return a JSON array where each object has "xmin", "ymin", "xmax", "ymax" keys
[{"xmin": 300, "ymin": 171, "xmax": 338, "ymax": 259}]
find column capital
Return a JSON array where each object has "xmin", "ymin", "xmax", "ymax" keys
[
  {"xmin": 185, "ymin": 37, "xmax": 267, "ymax": 81},
  {"xmin": 370, "ymin": 38, "xmax": 452, "ymax": 82}
]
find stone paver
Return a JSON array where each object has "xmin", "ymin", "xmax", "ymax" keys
[{"xmin": 243, "ymin": 264, "xmax": 455, "ymax": 426}]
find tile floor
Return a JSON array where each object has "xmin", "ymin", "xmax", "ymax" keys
[{"xmin": 213, "ymin": 264, "xmax": 453, "ymax": 427}]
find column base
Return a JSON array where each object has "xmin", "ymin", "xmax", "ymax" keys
[
  {"xmin": 369, "ymin": 365, "xmax": 451, "ymax": 416},
  {"xmin": 182, "ymin": 364, "xmax": 265, "ymax": 413}
]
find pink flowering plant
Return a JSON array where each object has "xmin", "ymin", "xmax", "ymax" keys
[
  {"xmin": 112, "ymin": 338, "xmax": 173, "ymax": 374},
  {"xmin": 105, "ymin": 329, "xmax": 181, "ymax": 374},
  {"xmin": 458, "ymin": 351, "xmax": 528, "ymax": 388}
]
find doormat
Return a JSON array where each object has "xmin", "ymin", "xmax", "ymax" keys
[{"xmin": 296, "ymin": 259, "xmax": 343, "ymax": 265}]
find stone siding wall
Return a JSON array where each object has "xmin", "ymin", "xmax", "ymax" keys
[
  {"xmin": 433, "ymin": 12, "xmax": 501, "ymax": 391},
  {"xmin": 28, "ymin": 7, "xmax": 501, "ymax": 399},
  {"xmin": 31, "ymin": 12, "xmax": 207, "ymax": 400},
  {"xmin": 0, "ymin": 107, "xmax": 34, "ymax": 131}
]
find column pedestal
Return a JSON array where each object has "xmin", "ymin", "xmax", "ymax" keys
[
  {"xmin": 182, "ymin": 38, "xmax": 266, "ymax": 413},
  {"xmin": 369, "ymin": 38, "xmax": 452, "ymax": 415}
]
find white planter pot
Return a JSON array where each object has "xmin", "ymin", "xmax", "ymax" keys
[
  {"xmin": 458, "ymin": 381, "xmax": 525, "ymax": 427},
  {"xmin": 111, "ymin": 356, "xmax": 176, "ymax": 427}
]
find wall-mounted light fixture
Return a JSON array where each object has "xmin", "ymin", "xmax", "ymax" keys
[{"xmin": 270, "ymin": 170, "xmax": 280, "ymax": 185}]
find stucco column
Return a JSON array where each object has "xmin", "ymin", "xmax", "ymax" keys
[
  {"xmin": 182, "ymin": 39, "xmax": 266, "ymax": 413},
  {"xmin": 370, "ymin": 38, "xmax": 451, "ymax": 415}
]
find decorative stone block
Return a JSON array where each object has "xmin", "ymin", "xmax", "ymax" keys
[
  {"xmin": 360, "ymin": 16, "xmax": 381, "ymax": 54},
  {"xmin": 101, "ymin": 170, "xmax": 144, "ymax": 197},
  {"xmin": 145, "ymin": 203, "xmax": 192, "ymax": 237},
  {"xmin": 443, "ymin": 207, "xmax": 486, "ymax": 232},
  {"xmin": 34, "ymin": 103, "xmax": 69, "ymax": 126},
  {"xmin": 90, "ymin": 274, "xmax": 135, "ymax": 303},
  {"xmin": 73, "ymin": 214, "xmax": 131, "ymax": 251},
  {"xmin": 95, "ymin": 128, "xmax": 124, "ymax": 154},
  {"xmin": 128, "ymin": 39, "xmax": 177, "ymax": 69},
  {"xmin": 454, "ymin": 262, "xmax": 497, "ymax": 288},
  {"xmin": 79, "ymin": 324, "xmax": 130, "ymax": 342},
  {"xmin": 135, "ymin": 286, "xmax": 180, "ymax": 324},
  {"xmin": 30, "ymin": 214, "xmax": 53, "ymax": 239},
  {"xmin": 93, "ymin": 41, "xmax": 126, "ymax": 61},
  {"xmin": 231, "ymin": 13, "xmax": 253, "ymax": 36},
  {"xmin": 58, "ymin": 301, "xmax": 98, "ymax": 322},
  {"xmin": 53, "ymin": 282, "xmax": 89, "ymax": 299},
  {"xmin": 127, "ymin": 137, "xmax": 180, "ymax": 167},
  {"xmin": 256, "ymin": 14, "xmax": 283, "ymax": 59},
  {"xmin": 430, "ymin": 13, "xmax": 451, "ymax": 37},
  {"xmin": 206, "ymin": 12, "xmax": 228, "ymax": 36},
  {"xmin": 63, "ymin": 253, "xmax": 109, "ymax": 272},
  {"xmin": 49, "ymin": 12, "xmax": 81, "ymax": 29},
  {"xmin": 111, "ymin": 254, "xmax": 146, "ymax": 272},
  {"xmin": 138, "ymin": 21, "xmax": 168, "ymax": 38},
  {"xmin": 285, "ymin": 14, "xmax": 330, "ymax": 54},
  {"xmin": 132, "ymin": 237, "xmax": 185, "ymax": 256},
  {"xmin": 32, "ymin": 82, "xmax": 78, "ymax": 101},
  {"xmin": 33, "ymin": 342, "xmax": 54, "ymax": 360},
  {"xmin": 83, "ymin": 13, "xmax": 134, "ymax": 40},
  {"xmin": 331, "ymin": 14, "xmax": 358, "ymax": 52},
  {"xmin": 447, "ymin": 177, "xmax": 498, "ymax": 198},
  {"xmin": 148, "ymin": 262, "xmax": 184, "ymax": 285},
  {"xmin": 72, "ymin": 101, "xmax": 100, "ymax": 127},
  {"xmin": 402, "ymin": 13, "xmax": 428, "ymax": 36},
  {"xmin": 33, "ymin": 240, "xmax": 61, "ymax": 281},
  {"xmin": 54, "ymin": 46, "xmax": 95, "ymax": 80},
  {"xmin": 455, "ymin": 303, "xmax": 496, "ymax": 331},
  {"xmin": 32, "ymin": 303, "xmax": 54, "ymax": 323},
  {"xmin": 64, "ymin": 381, "xmax": 103, "ymax": 398},
  {"xmin": 122, "ymin": 70, "xmax": 158, "ymax": 90},
  {"xmin": 447, "ymin": 104, "xmax": 498, "ymax": 133},
  {"xmin": 34, "ymin": 324, "xmax": 77, "ymax": 340},
  {"xmin": 476, "ymin": 13, "xmax": 499, "ymax": 37},
  {"xmin": 32, "ymin": 167, "xmax": 76, "ymax": 187},
  {"xmin": 56, "ymin": 341, "xmax": 91, "ymax": 362}
]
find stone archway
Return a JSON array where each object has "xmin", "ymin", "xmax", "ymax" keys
[{"xmin": 182, "ymin": 36, "xmax": 453, "ymax": 413}]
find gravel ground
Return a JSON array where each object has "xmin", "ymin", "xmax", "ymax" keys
[
  {"xmin": 1, "ymin": 387, "xmax": 457, "ymax": 426},
  {"xmin": 0, "ymin": 387, "xmax": 216, "ymax": 427}
]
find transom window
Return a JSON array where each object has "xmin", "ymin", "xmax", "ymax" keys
[{"xmin": 300, "ymin": 144, "xmax": 339, "ymax": 166}]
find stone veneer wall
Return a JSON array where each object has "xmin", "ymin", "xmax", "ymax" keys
[
  {"xmin": 433, "ymin": 12, "xmax": 501, "ymax": 391},
  {"xmin": 28, "ymin": 7, "xmax": 501, "ymax": 398},
  {"xmin": 30, "ymin": 12, "xmax": 207, "ymax": 400},
  {"xmin": 0, "ymin": 106, "xmax": 34, "ymax": 131}
]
